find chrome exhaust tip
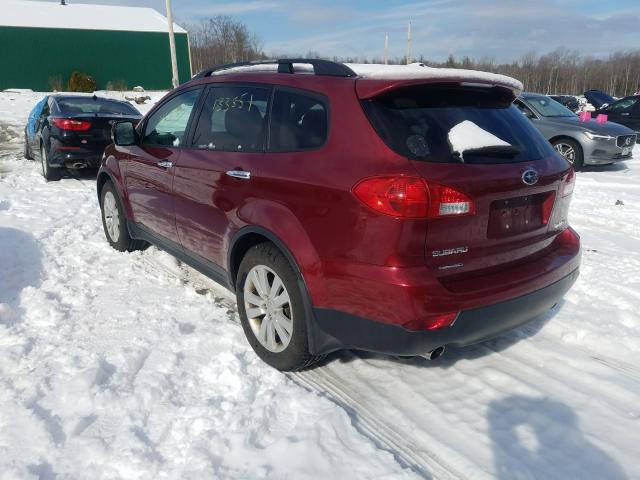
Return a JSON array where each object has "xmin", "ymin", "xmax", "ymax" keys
[{"xmin": 423, "ymin": 345, "xmax": 445, "ymax": 360}]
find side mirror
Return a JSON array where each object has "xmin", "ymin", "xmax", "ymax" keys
[{"xmin": 112, "ymin": 121, "xmax": 138, "ymax": 146}]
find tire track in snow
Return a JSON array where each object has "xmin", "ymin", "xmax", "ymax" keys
[{"xmin": 138, "ymin": 250, "xmax": 640, "ymax": 479}]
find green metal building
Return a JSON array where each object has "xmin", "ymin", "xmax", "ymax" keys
[{"xmin": 0, "ymin": 0, "xmax": 191, "ymax": 91}]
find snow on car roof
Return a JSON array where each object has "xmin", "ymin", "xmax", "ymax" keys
[
  {"xmin": 205, "ymin": 61, "xmax": 522, "ymax": 94},
  {"xmin": 1, "ymin": 0, "xmax": 187, "ymax": 34},
  {"xmin": 346, "ymin": 63, "xmax": 523, "ymax": 93}
]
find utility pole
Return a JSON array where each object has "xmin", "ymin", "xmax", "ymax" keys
[
  {"xmin": 384, "ymin": 33, "xmax": 389, "ymax": 65},
  {"xmin": 165, "ymin": 0, "xmax": 179, "ymax": 88},
  {"xmin": 406, "ymin": 21, "xmax": 412, "ymax": 65}
]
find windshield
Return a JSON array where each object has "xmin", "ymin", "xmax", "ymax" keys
[
  {"xmin": 524, "ymin": 96, "xmax": 575, "ymax": 118},
  {"xmin": 362, "ymin": 85, "xmax": 554, "ymax": 164},
  {"xmin": 57, "ymin": 97, "xmax": 140, "ymax": 116}
]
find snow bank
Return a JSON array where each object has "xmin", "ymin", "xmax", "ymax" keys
[{"xmin": 448, "ymin": 120, "xmax": 511, "ymax": 160}]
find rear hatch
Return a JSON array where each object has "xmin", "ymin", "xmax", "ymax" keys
[{"xmin": 360, "ymin": 82, "xmax": 574, "ymax": 291}]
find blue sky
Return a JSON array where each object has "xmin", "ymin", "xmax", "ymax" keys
[{"xmin": 40, "ymin": 0, "xmax": 640, "ymax": 61}]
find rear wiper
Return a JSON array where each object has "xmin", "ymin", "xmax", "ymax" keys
[{"xmin": 462, "ymin": 145, "xmax": 521, "ymax": 158}]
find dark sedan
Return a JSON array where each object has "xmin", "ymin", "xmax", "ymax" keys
[
  {"xmin": 25, "ymin": 95, "xmax": 142, "ymax": 180},
  {"xmin": 593, "ymin": 95, "xmax": 640, "ymax": 134}
]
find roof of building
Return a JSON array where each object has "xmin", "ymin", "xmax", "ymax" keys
[{"xmin": 1, "ymin": 0, "xmax": 187, "ymax": 34}]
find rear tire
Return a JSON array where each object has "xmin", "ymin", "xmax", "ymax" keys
[
  {"xmin": 552, "ymin": 138, "xmax": 584, "ymax": 170},
  {"xmin": 40, "ymin": 143, "xmax": 61, "ymax": 181},
  {"xmin": 236, "ymin": 242, "xmax": 321, "ymax": 371},
  {"xmin": 99, "ymin": 182, "xmax": 146, "ymax": 252}
]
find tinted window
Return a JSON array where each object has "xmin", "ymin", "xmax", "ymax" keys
[
  {"xmin": 269, "ymin": 88, "xmax": 328, "ymax": 151},
  {"xmin": 363, "ymin": 85, "xmax": 554, "ymax": 164},
  {"xmin": 143, "ymin": 89, "xmax": 201, "ymax": 147},
  {"xmin": 57, "ymin": 97, "xmax": 139, "ymax": 115},
  {"xmin": 191, "ymin": 85, "xmax": 269, "ymax": 152}
]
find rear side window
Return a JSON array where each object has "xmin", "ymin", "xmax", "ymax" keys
[
  {"xmin": 362, "ymin": 85, "xmax": 554, "ymax": 164},
  {"xmin": 191, "ymin": 85, "xmax": 270, "ymax": 152},
  {"xmin": 57, "ymin": 97, "xmax": 139, "ymax": 116},
  {"xmin": 269, "ymin": 88, "xmax": 328, "ymax": 151}
]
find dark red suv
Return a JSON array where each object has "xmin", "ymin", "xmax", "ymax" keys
[{"xmin": 97, "ymin": 59, "xmax": 580, "ymax": 371}]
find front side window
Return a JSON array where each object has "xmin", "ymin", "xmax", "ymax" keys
[
  {"xmin": 191, "ymin": 85, "xmax": 270, "ymax": 152},
  {"xmin": 143, "ymin": 89, "xmax": 201, "ymax": 147},
  {"xmin": 269, "ymin": 88, "xmax": 328, "ymax": 151}
]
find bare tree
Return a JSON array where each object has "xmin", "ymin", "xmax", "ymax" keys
[{"xmin": 188, "ymin": 16, "xmax": 266, "ymax": 72}]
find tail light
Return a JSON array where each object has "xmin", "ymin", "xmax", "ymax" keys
[
  {"xmin": 404, "ymin": 311, "xmax": 459, "ymax": 331},
  {"xmin": 561, "ymin": 168, "xmax": 575, "ymax": 197},
  {"xmin": 353, "ymin": 176, "xmax": 475, "ymax": 219},
  {"xmin": 52, "ymin": 118, "xmax": 92, "ymax": 131}
]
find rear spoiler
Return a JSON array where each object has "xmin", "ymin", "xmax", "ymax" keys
[{"xmin": 346, "ymin": 63, "xmax": 523, "ymax": 99}]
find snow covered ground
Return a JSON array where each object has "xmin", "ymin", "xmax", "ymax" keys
[{"xmin": 1, "ymin": 90, "xmax": 639, "ymax": 479}]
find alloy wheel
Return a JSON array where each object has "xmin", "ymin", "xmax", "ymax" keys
[
  {"xmin": 243, "ymin": 265, "xmax": 293, "ymax": 353},
  {"xmin": 102, "ymin": 191, "xmax": 120, "ymax": 242},
  {"xmin": 554, "ymin": 143, "xmax": 575, "ymax": 164}
]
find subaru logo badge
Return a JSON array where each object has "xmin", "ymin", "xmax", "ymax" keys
[{"xmin": 522, "ymin": 169, "xmax": 539, "ymax": 186}]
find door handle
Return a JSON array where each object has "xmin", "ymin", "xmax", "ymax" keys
[
  {"xmin": 621, "ymin": 113, "xmax": 630, "ymax": 116},
  {"xmin": 226, "ymin": 170, "xmax": 251, "ymax": 180},
  {"xmin": 157, "ymin": 160, "xmax": 173, "ymax": 168}
]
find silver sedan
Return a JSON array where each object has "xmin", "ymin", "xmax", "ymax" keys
[{"xmin": 515, "ymin": 93, "xmax": 636, "ymax": 169}]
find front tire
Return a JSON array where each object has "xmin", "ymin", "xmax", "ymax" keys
[
  {"xmin": 552, "ymin": 138, "xmax": 584, "ymax": 170},
  {"xmin": 40, "ymin": 143, "xmax": 61, "ymax": 181},
  {"xmin": 236, "ymin": 242, "xmax": 320, "ymax": 371},
  {"xmin": 100, "ymin": 182, "xmax": 145, "ymax": 252}
]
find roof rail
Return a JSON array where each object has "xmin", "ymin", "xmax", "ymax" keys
[{"xmin": 192, "ymin": 58, "xmax": 357, "ymax": 79}]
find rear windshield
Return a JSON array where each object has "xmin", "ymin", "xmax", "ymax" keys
[
  {"xmin": 57, "ymin": 97, "xmax": 140, "ymax": 116},
  {"xmin": 362, "ymin": 85, "xmax": 554, "ymax": 164}
]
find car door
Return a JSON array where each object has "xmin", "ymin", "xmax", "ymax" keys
[
  {"xmin": 125, "ymin": 87, "xmax": 203, "ymax": 243},
  {"xmin": 172, "ymin": 83, "xmax": 271, "ymax": 268},
  {"xmin": 603, "ymin": 97, "xmax": 639, "ymax": 131}
]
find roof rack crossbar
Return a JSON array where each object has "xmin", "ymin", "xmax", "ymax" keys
[{"xmin": 193, "ymin": 59, "xmax": 357, "ymax": 79}]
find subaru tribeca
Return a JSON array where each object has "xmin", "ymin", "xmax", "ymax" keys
[{"xmin": 97, "ymin": 59, "xmax": 580, "ymax": 371}]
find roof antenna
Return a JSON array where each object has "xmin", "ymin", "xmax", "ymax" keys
[{"xmin": 61, "ymin": 0, "xmax": 67, "ymax": 5}]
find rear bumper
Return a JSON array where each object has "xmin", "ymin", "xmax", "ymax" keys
[
  {"xmin": 310, "ymin": 267, "xmax": 579, "ymax": 356},
  {"xmin": 48, "ymin": 140, "xmax": 106, "ymax": 168}
]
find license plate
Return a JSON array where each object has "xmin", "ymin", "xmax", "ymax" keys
[{"xmin": 622, "ymin": 147, "xmax": 631, "ymax": 156}]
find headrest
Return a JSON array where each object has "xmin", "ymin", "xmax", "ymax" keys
[
  {"xmin": 299, "ymin": 109, "xmax": 327, "ymax": 148},
  {"xmin": 225, "ymin": 106, "xmax": 263, "ymax": 140}
]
